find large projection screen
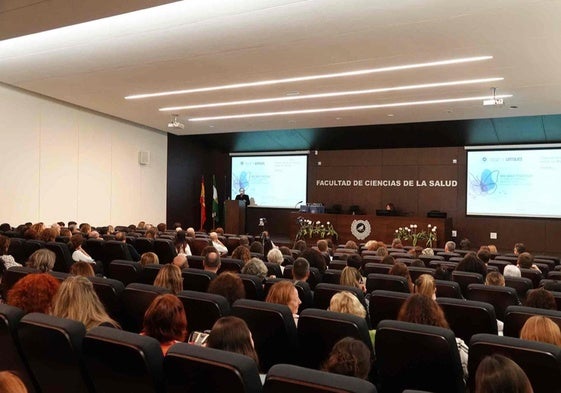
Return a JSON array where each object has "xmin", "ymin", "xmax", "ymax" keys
[
  {"xmin": 466, "ymin": 146, "xmax": 561, "ymax": 218},
  {"xmin": 231, "ymin": 153, "xmax": 308, "ymax": 208}
]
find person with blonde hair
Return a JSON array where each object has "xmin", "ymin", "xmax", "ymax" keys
[
  {"xmin": 69, "ymin": 261, "xmax": 95, "ymax": 277},
  {"xmin": 265, "ymin": 280, "xmax": 301, "ymax": 325},
  {"xmin": 140, "ymin": 252, "xmax": 159, "ymax": 266},
  {"xmin": 26, "ymin": 249, "xmax": 56, "ymax": 272},
  {"xmin": 485, "ymin": 271, "xmax": 505, "ymax": 286},
  {"xmin": 414, "ymin": 274, "xmax": 436, "ymax": 300},
  {"xmin": 329, "ymin": 291, "xmax": 366, "ymax": 318},
  {"xmin": 267, "ymin": 248, "xmax": 285, "ymax": 274},
  {"xmin": 51, "ymin": 275, "xmax": 119, "ymax": 330},
  {"xmin": 340, "ymin": 266, "xmax": 366, "ymax": 293},
  {"xmin": 520, "ymin": 315, "xmax": 561, "ymax": 347},
  {"xmin": 153, "ymin": 264, "xmax": 183, "ymax": 295},
  {"xmin": 0, "ymin": 371, "xmax": 28, "ymax": 393}
]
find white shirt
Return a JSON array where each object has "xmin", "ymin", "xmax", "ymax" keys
[
  {"xmin": 1, "ymin": 255, "xmax": 22, "ymax": 269},
  {"xmin": 72, "ymin": 249, "xmax": 95, "ymax": 263},
  {"xmin": 212, "ymin": 240, "xmax": 228, "ymax": 255}
]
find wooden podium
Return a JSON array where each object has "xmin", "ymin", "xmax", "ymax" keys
[{"xmin": 224, "ymin": 200, "xmax": 246, "ymax": 234}]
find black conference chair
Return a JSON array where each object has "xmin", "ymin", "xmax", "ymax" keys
[
  {"xmin": 2, "ymin": 266, "xmax": 38, "ymax": 298},
  {"xmin": 134, "ymin": 237, "xmax": 154, "ymax": 255},
  {"xmin": 376, "ymin": 320, "xmax": 465, "ymax": 393},
  {"xmin": 363, "ymin": 262, "xmax": 392, "ymax": 275},
  {"xmin": 366, "ymin": 273, "xmax": 410, "ymax": 293},
  {"xmin": 264, "ymin": 364, "xmax": 377, "ymax": 393},
  {"xmin": 437, "ymin": 297, "xmax": 498, "ymax": 342},
  {"xmin": 83, "ymin": 239, "xmax": 105, "ymax": 263},
  {"xmin": 264, "ymin": 262, "xmax": 282, "ymax": 277},
  {"xmin": 321, "ymin": 268, "xmax": 343, "ymax": 284},
  {"xmin": 178, "ymin": 290, "xmax": 230, "ymax": 333},
  {"xmin": 165, "ymin": 342, "xmax": 262, "ymax": 393},
  {"xmin": 238, "ymin": 273, "xmax": 265, "ymax": 301},
  {"xmin": 120, "ymin": 283, "xmax": 171, "ymax": 332},
  {"xmin": 103, "ymin": 241, "xmax": 132, "ymax": 272},
  {"xmin": 466, "ymin": 283, "xmax": 520, "ymax": 321},
  {"xmin": 45, "ymin": 242, "xmax": 74, "ymax": 272},
  {"xmin": 369, "ymin": 289, "xmax": 410, "ymax": 328},
  {"xmin": 505, "ymin": 276, "xmax": 534, "ymax": 301},
  {"xmin": 503, "ymin": 305, "xmax": 561, "ymax": 338},
  {"xmin": 7, "ymin": 237, "xmax": 27, "ymax": 263},
  {"xmin": 313, "ymin": 283, "xmax": 367, "ymax": 311},
  {"xmin": 435, "ymin": 279, "xmax": 464, "ymax": 299},
  {"xmin": 140, "ymin": 264, "xmax": 164, "ymax": 285},
  {"xmin": 108, "ymin": 259, "xmax": 143, "ymax": 286},
  {"xmin": 181, "ymin": 268, "xmax": 216, "ymax": 292},
  {"xmin": 218, "ymin": 258, "xmax": 243, "ymax": 274},
  {"xmin": 153, "ymin": 238, "xmax": 177, "ymax": 265},
  {"xmin": 88, "ymin": 276, "xmax": 125, "ymax": 321},
  {"xmin": 83, "ymin": 326, "xmax": 165, "ymax": 393},
  {"xmin": 187, "ymin": 255, "xmax": 205, "ymax": 269}
]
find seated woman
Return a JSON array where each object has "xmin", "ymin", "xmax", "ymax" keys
[
  {"xmin": 26, "ymin": 249, "xmax": 56, "ymax": 272},
  {"xmin": 0, "ymin": 234, "xmax": 22, "ymax": 270},
  {"xmin": 398, "ymin": 293, "xmax": 469, "ymax": 379},
  {"xmin": 241, "ymin": 257, "xmax": 268, "ymax": 280},
  {"xmin": 153, "ymin": 264, "xmax": 183, "ymax": 295},
  {"xmin": 322, "ymin": 337, "xmax": 371, "ymax": 380},
  {"xmin": 231, "ymin": 246, "xmax": 251, "ymax": 264},
  {"xmin": 69, "ymin": 261, "xmax": 95, "ymax": 277},
  {"xmin": 475, "ymin": 354, "xmax": 533, "ymax": 393},
  {"xmin": 70, "ymin": 234, "xmax": 95, "ymax": 263},
  {"xmin": 141, "ymin": 294, "xmax": 188, "ymax": 355},
  {"xmin": 414, "ymin": 274, "xmax": 437, "ymax": 300},
  {"xmin": 389, "ymin": 262, "xmax": 414, "ymax": 292},
  {"xmin": 140, "ymin": 252, "xmax": 159, "ymax": 266},
  {"xmin": 265, "ymin": 280, "xmax": 301, "ymax": 326},
  {"xmin": 51, "ymin": 275, "xmax": 119, "ymax": 330},
  {"xmin": 207, "ymin": 316, "xmax": 259, "ymax": 367},
  {"xmin": 329, "ymin": 291, "xmax": 374, "ymax": 346},
  {"xmin": 340, "ymin": 266, "xmax": 366, "ymax": 293},
  {"xmin": 520, "ymin": 315, "xmax": 561, "ymax": 347},
  {"xmin": 7, "ymin": 273, "xmax": 60, "ymax": 314},
  {"xmin": 524, "ymin": 288, "xmax": 557, "ymax": 310},
  {"xmin": 267, "ymin": 248, "xmax": 284, "ymax": 275},
  {"xmin": 207, "ymin": 272, "xmax": 245, "ymax": 306},
  {"xmin": 174, "ymin": 230, "xmax": 192, "ymax": 256}
]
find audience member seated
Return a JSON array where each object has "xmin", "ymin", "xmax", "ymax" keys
[
  {"xmin": 186, "ymin": 227, "xmax": 196, "ymax": 238},
  {"xmin": 70, "ymin": 234, "xmax": 95, "ymax": 263},
  {"xmin": 141, "ymin": 294, "xmax": 188, "ymax": 355},
  {"xmin": 477, "ymin": 249, "xmax": 491, "ymax": 265},
  {"xmin": 474, "ymin": 354, "xmax": 532, "ymax": 393},
  {"xmin": 345, "ymin": 240, "xmax": 359, "ymax": 251},
  {"xmin": 115, "ymin": 231, "xmax": 140, "ymax": 261},
  {"xmin": 265, "ymin": 280, "xmax": 300, "ymax": 326},
  {"xmin": 52, "ymin": 275, "xmax": 120, "ymax": 330},
  {"xmin": 455, "ymin": 253, "xmax": 487, "ymax": 277},
  {"xmin": 0, "ymin": 371, "xmax": 28, "ymax": 393},
  {"xmin": 292, "ymin": 258, "xmax": 310, "ymax": 283},
  {"xmin": 203, "ymin": 251, "xmax": 221, "ymax": 273},
  {"xmin": 397, "ymin": 293, "xmax": 468, "ymax": 378},
  {"xmin": 459, "ymin": 238, "xmax": 472, "ymax": 251},
  {"xmin": 340, "ymin": 266, "xmax": 366, "ymax": 293},
  {"xmin": 524, "ymin": 288, "xmax": 557, "ymax": 310},
  {"xmin": 301, "ymin": 248, "xmax": 327, "ymax": 272},
  {"xmin": 154, "ymin": 264, "xmax": 183, "ymax": 295},
  {"xmin": 322, "ymin": 337, "xmax": 371, "ymax": 380},
  {"xmin": 157, "ymin": 222, "xmax": 167, "ymax": 234},
  {"xmin": 38, "ymin": 227, "xmax": 55, "ymax": 243},
  {"xmin": 89, "ymin": 230, "xmax": 102, "ymax": 240},
  {"xmin": 140, "ymin": 252, "xmax": 159, "ymax": 266},
  {"xmin": 239, "ymin": 235, "xmax": 250, "ymax": 249},
  {"xmin": 364, "ymin": 240, "xmax": 378, "ymax": 252},
  {"xmin": 410, "ymin": 259, "xmax": 425, "ymax": 267},
  {"xmin": 145, "ymin": 228, "xmax": 158, "ymax": 239},
  {"xmin": 520, "ymin": 315, "xmax": 561, "ymax": 347},
  {"xmin": 380, "ymin": 255, "xmax": 393, "ymax": 265},
  {"xmin": 293, "ymin": 240, "xmax": 307, "ymax": 253},
  {"xmin": 346, "ymin": 254, "xmax": 362, "ymax": 270},
  {"xmin": 7, "ymin": 273, "xmax": 60, "ymax": 313},
  {"xmin": 408, "ymin": 246, "xmax": 422, "ymax": 258},
  {"xmin": 517, "ymin": 252, "xmax": 541, "ymax": 273},
  {"xmin": 445, "ymin": 240, "xmax": 457, "ymax": 253},
  {"xmin": 422, "ymin": 247, "xmax": 435, "ymax": 256},
  {"xmin": 328, "ymin": 291, "xmax": 373, "ymax": 345},
  {"xmin": 267, "ymin": 248, "xmax": 284, "ymax": 275},
  {"xmin": 174, "ymin": 230, "xmax": 192, "ymax": 256},
  {"xmin": 201, "ymin": 245, "xmax": 218, "ymax": 257},
  {"xmin": 317, "ymin": 239, "xmax": 329, "ymax": 254},
  {"xmin": 172, "ymin": 254, "xmax": 188, "ymax": 270},
  {"xmin": 503, "ymin": 264, "xmax": 521, "ymax": 278},
  {"xmin": 26, "ymin": 249, "xmax": 56, "ymax": 272},
  {"xmin": 208, "ymin": 272, "xmax": 245, "ymax": 306},
  {"xmin": 488, "ymin": 244, "xmax": 499, "ymax": 254},
  {"xmin": 485, "ymin": 271, "xmax": 505, "ymax": 286},
  {"xmin": 241, "ymin": 258, "xmax": 268, "ymax": 280},
  {"xmin": 279, "ymin": 246, "xmax": 292, "ymax": 257},
  {"xmin": 389, "ymin": 262, "xmax": 413, "ymax": 292},
  {"xmin": 69, "ymin": 261, "xmax": 95, "ymax": 277},
  {"xmin": 249, "ymin": 241, "xmax": 264, "ymax": 256},
  {"xmin": 391, "ymin": 238, "xmax": 404, "ymax": 249},
  {"xmin": 0, "ymin": 234, "xmax": 21, "ymax": 270},
  {"xmin": 210, "ymin": 232, "xmax": 228, "ymax": 256},
  {"xmin": 513, "ymin": 242, "xmax": 526, "ymax": 256},
  {"xmin": 414, "ymin": 274, "xmax": 436, "ymax": 300},
  {"xmin": 231, "ymin": 245, "xmax": 251, "ymax": 264}
]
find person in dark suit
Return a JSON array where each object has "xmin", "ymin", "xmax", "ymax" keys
[{"xmin": 235, "ymin": 188, "xmax": 250, "ymax": 206}]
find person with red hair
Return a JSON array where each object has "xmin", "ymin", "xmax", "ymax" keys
[
  {"xmin": 7, "ymin": 273, "xmax": 60, "ymax": 314},
  {"xmin": 141, "ymin": 294, "xmax": 188, "ymax": 355}
]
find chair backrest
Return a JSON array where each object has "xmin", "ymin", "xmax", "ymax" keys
[
  {"xmin": 321, "ymin": 268, "xmax": 343, "ymax": 284},
  {"xmin": 45, "ymin": 242, "xmax": 74, "ymax": 273},
  {"xmin": 520, "ymin": 267, "xmax": 543, "ymax": 288},
  {"xmin": 153, "ymin": 238, "xmax": 177, "ymax": 265},
  {"xmin": 369, "ymin": 289, "xmax": 410, "ymax": 328},
  {"xmin": 466, "ymin": 283, "xmax": 521, "ymax": 321},
  {"xmin": 408, "ymin": 266, "xmax": 435, "ymax": 282},
  {"xmin": 218, "ymin": 258, "xmax": 243, "ymax": 274},
  {"xmin": 83, "ymin": 326, "xmax": 165, "ymax": 393},
  {"xmin": 232, "ymin": 299, "xmax": 298, "ymax": 372},
  {"xmin": 366, "ymin": 273, "xmax": 410, "ymax": 293},
  {"xmin": 18, "ymin": 313, "xmax": 93, "ymax": 393},
  {"xmin": 0, "ymin": 304, "xmax": 38, "ymax": 393},
  {"xmin": 103, "ymin": 241, "xmax": 132, "ymax": 272},
  {"xmin": 469, "ymin": 333, "xmax": 561, "ymax": 393},
  {"xmin": 363, "ymin": 262, "xmax": 392, "ymax": 275},
  {"xmin": 437, "ymin": 297, "xmax": 498, "ymax": 342},
  {"xmin": 487, "ymin": 259, "xmax": 511, "ymax": 274},
  {"xmin": 328, "ymin": 260, "xmax": 348, "ymax": 270},
  {"xmin": 541, "ymin": 279, "xmax": 561, "ymax": 292},
  {"xmin": 134, "ymin": 237, "xmax": 154, "ymax": 255},
  {"xmin": 376, "ymin": 320, "xmax": 465, "ymax": 393},
  {"xmin": 435, "ymin": 279, "xmax": 463, "ymax": 299},
  {"xmin": 121, "ymin": 283, "xmax": 171, "ymax": 332},
  {"xmin": 283, "ymin": 265, "xmax": 321, "ymax": 289},
  {"xmin": 191, "ymin": 238, "xmax": 211, "ymax": 256},
  {"xmin": 178, "ymin": 290, "xmax": 230, "ymax": 333},
  {"xmin": 238, "ymin": 273, "xmax": 265, "ymax": 301},
  {"xmin": 297, "ymin": 308, "xmax": 372, "ymax": 370},
  {"xmin": 83, "ymin": 239, "xmax": 105, "ymax": 262},
  {"xmin": 7, "ymin": 237, "xmax": 27, "ymax": 263},
  {"xmin": 452, "ymin": 271, "xmax": 484, "ymax": 297},
  {"xmin": 165, "ymin": 342, "xmax": 262, "ymax": 393},
  {"xmin": 187, "ymin": 255, "xmax": 205, "ymax": 269},
  {"xmin": 264, "ymin": 364, "xmax": 377, "ymax": 393},
  {"xmin": 24, "ymin": 240, "xmax": 44, "ymax": 261},
  {"xmin": 505, "ymin": 276, "xmax": 534, "ymax": 301},
  {"xmin": 88, "ymin": 276, "xmax": 125, "ymax": 320},
  {"xmin": 182, "ymin": 268, "xmax": 216, "ymax": 292},
  {"xmin": 140, "ymin": 263, "xmax": 164, "ymax": 285},
  {"xmin": 2, "ymin": 266, "xmax": 38, "ymax": 298},
  {"xmin": 264, "ymin": 262, "xmax": 283, "ymax": 277},
  {"xmin": 108, "ymin": 259, "xmax": 143, "ymax": 286},
  {"xmin": 313, "ymin": 283, "xmax": 367, "ymax": 311},
  {"xmin": 503, "ymin": 305, "xmax": 561, "ymax": 338},
  {"xmin": 436, "ymin": 251, "xmax": 461, "ymax": 260}
]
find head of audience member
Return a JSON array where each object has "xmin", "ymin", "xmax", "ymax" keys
[
  {"xmin": 517, "ymin": 252, "xmax": 534, "ymax": 269},
  {"xmin": 524, "ymin": 288, "xmax": 557, "ymax": 310},
  {"xmin": 207, "ymin": 316, "xmax": 259, "ymax": 365},
  {"xmin": 137, "ymin": 221, "xmax": 146, "ymax": 230},
  {"xmin": 23, "ymin": 228, "xmax": 38, "ymax": 240},
  {"xmin": 391, "ymin": 238, "xmax": 403, "ymax": 249},
  {"xmin": 503, "ymin": 264, "xmax": 521, "ymax": 278},
  {"xmin": 292, "ymin": 257, "xmax": 310, "ymax": 282},
  {"xmin": 322, "ymin": 337, "xmax": 371, "ymax": 380},
  {"xmin": 398, "ymin": 293, "xmax": 449, "ymax": 329},
  {"xmin": 145, "ymin": 228, "xmax": 158, "ymax": 239},
  {"xmin": 157, "ymin": 223, "xmax": 167, "ymax": 233},
  {"xmin": 301, "ymin": 248, "xmax": 327, "ymax": 272},
  {"xmin": 0, "ymin": 235, "xmax": 10, "ymax": 256},
  {"xmin": 60, "ymin": 228, "xmax": 72, "ymax": 238},
  {"xmin": 39, "ymin": 228, "xmax": 57, "ymax": 243},
  {"xmin": 513, "ymin": 243, "xmax": 526, "ymax": 255},
  {"xmin": 444, "ymin": 240, "xmax": 456, "ymax": 253},
  {"xmin": 241, "ymin": 258, "xmax": 268, "ymax": 280},
  {"xmin": 127, "ymin": 225, "xmax": 136, "ymax": 232},
  {"xmin": 408, "ymin": 246, "xmax": 422, "ymax": 258},
  {"xmin": 186, "ymin": 227, "xmax": 196, "ymax": 238},
  {"xmin": 154, "ymin": 264, "xmax": 183, "ymax": 295},
  {"xmin": 346, "ymin": 254, "xmax": 363, "ymax": 271},
  {"xmin": 477, "ymin": 249, "xmax": 491, "ymax": 264},
  {"xmin": 142, "ymin": 294, "xmax": 187, "ymax": 355},
  {"xmin": 215, "ymin": 227, "xmax": 225, "ymax": 236},
  {"xmin": 52, "ymin": 275, "xmax": 119, "ymax": 330},
  {"xmin": 31, "ymin": 222, "xmax": 45, "ymax": 236},
  {"xmin": 474, "ymin": 354, "xmax": 533, "ymax": 393},
  {"xmin": 203, "ymin": 251, "xmax": 221, "ymax": 273},
  {"xmin": 345, "ymin": 240, "xmax": 358, "ymax": 251},
  {"xmin": 174, "ymin": 230, "xmax": 187, "ymax": 246},
  {"xmin": 520, "ymin": 315, "xmax": 561, "ymax": 347},
  {"xmin": 8, "ymin": 273, "xmax": 60, "ymax": 314},
  {"xmin": 328, "ymin": 291, "xmax": 366, "ymax": 319},
  {"xmin": 106, "ymin": 225, "xmax": 115, "ymax": 234},
  {"xmin": 172, "ymin": 254, "xmax": 188, "ymax": 269},
  {"xmin": 249, "ymin": 241, "xmax": 264, "ymax": 255},
  {"xmin": 265, "ymin": 280, "xmax": 301, "ymax": 315},
  {"xmin": 293, "ymin": 240, "xmax": 307, "ymax": 253},
  {"xmin": 267, "ymin": 248, "xmax": 284, "ymax": 267},
  {"xmin": 386, "ymin": 203, "xmax": 395, "ymax": 211},
  {"xmin": 207, "ymin": 272, "xmax": 245, "ymax": 306},
  {"xmin": 26, "ymin": 249, "xmax": 56, "ymax": 272},
  {"xmin": 239, "ymin": 235, "xmax": 250, "ymax": 248},
  {"xmin": 115, "ymin": 231, "xmax": 127, "ymax": 242},
  {"xmin": 88, "ymin": 230, "xmax": 101, "ymax": 240},
  {"xmin": 79, "ymin": 223, "xmax": 91, "ymax": 236},
  {"xmin": 455, "ymin": 253, "xmax": 487, "ymax": 276},
  {"xmin": 459, "ymin": 238, "xmax": 471, "ymax": 251},
  {"xmin": 381, "ymin": 255, "xmax": 395, "ymax": 265},
  {"xmin": 140, "ymin": 252, "xmax": 159, "ymax": 266},
  {"xmin": 377, "ymin": 247, "xmax": 389, "ymax": 257},
  {"xmin": 316, "ymin": 239, "xmax": 328, "ymax": 253},
  {"xmin": 70, "ymin": 233, "xmax": 87, "ymax": 251},
  {"xmin": 389, "ymin": 262, "xmax": 413, "ymax": 292},
  {"xmin": 421, "ymin": 247, "xmax": 434, "ymax": 256},
  {"xmin": 231, "ymin": 245, "xmax": 251, "ymax": 263},
  {"xmin": 433, "ymin": 263, "xmax": 452, "ymax": 280},
  {"xmin": 70, "ymin": 261, "xmax": 95, "ymax": 277},
  {"xmin": 365, "ymin": 240, "xmax": 378, "ymax": 251},
  {"xmin": 279, "ymin": 246, "xmax": 292, "ymax": 257},
  {"xmin": 201, "ymin": 245, "xmax": 218, "ymax": 257},
  {"xmin": 414, "ymin": 274, "xmax": 436, "ymax": 300},
  {"xmin": 485, "ymin": 271, "xmax": 505, "ymax": 286},
  {"xmin": 410, "ymin": 259, "xmax": 424, "ymax": 267},
  {"xmin": 209, "ymin": 232, "xmax": 219, "ymax": 242},
  {"xmin": 340, "ymin": 266, "xmax": 364, "ymax": 292},
  {"xmin": 0, "ymin": 371, "xmax": 28, "ymax": 393}
]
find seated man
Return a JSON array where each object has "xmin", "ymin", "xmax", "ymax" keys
[
  {"xmin": 203, "ymin": 251, "xmax": 221, "ymax": 273},
  {"xmin": 209, "ymin": 232, "xmax": 228, "ymax": 256},
  {"xmin": 292, "ymin": 257, "xmax": 310, "ymax": 283},
  {"xmin": 115, "ymin": 231, "xmax": 140, "ymax": 261}
]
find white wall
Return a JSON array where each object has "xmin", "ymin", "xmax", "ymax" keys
[{"xmin": 0, "ymin": 84, "xmax": 167, "ymax": 227}]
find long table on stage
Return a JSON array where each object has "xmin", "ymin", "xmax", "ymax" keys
[{"xmin": 288, "ymin": 212, "xmax": 451, "ymax": 248}]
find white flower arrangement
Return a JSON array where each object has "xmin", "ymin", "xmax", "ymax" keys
[
  {"xmin": 296, "ymin": 216, "xmax": 338, "ymax": 240},
  {"xmin": 395, "ymin": 223, "xmax": 437, "ymax": 247}
]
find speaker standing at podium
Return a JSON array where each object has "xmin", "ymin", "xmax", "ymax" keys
[{"xmin": 235, "ymin": 188, "xmax": 250, "ymax": 206}]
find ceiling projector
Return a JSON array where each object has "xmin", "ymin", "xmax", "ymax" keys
[{"xmin": 167, "ymin": 114, "xmax": 185, "ymax": 129}]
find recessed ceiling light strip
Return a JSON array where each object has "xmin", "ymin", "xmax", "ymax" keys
[
  {"xmin": 126, "ymin": 56, "xmax": 493, "ymax": 100},
  {"xmin": 188, "ymin": 94, "xmax": 512, "ymax": 121},
  {"xmin": 159, "ymin": 77, "xmax": 503, "ymax": 111}
]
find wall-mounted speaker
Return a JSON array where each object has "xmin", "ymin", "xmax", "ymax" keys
[{"xmin": 138, "ymin": 151, "xmax": 151, "ymax": 165}]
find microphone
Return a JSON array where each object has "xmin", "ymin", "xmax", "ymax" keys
[{"xmin": 295, "ymin": 201, "xmax": 303, "ymax": 208}]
